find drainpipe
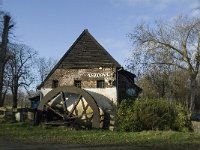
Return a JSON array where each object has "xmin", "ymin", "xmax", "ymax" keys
[{"xmin": 116, "ymin": 67, "xmax": 123, "ymax": 105}]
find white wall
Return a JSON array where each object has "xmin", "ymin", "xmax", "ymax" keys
[
  {"xmin": 84, "ymin": 87, "xmax": 117, "ymax": 111},
  {"xmin": 40, "ymin": 87, "xmax": 118, "ymax": 111},
  {"xmin": 40, "ymin": 88, "xmax": 52, "ymax": 97}
]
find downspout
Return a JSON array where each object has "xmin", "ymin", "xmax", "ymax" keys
[{"xmin": 116, "ymin": 67, "xmax": 123, "ymax": 105}]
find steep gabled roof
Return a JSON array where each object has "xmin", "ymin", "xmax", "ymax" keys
[
  {"xmin": 38, "ymin": 29, "xmax": 121, "ymax": 89},
  {"xmin": 58, "ymin": 29, "xmax": 121, "ymax": 69}
]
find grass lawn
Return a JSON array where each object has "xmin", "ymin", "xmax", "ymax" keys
[{"xmin": 0, "ymin": 123, "xmax": 200, "ymax": 149}]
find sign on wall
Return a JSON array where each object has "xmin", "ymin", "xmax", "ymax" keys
[{"xmin": 81, "ymin": 73, "xmax": 112, "ymax": 78}]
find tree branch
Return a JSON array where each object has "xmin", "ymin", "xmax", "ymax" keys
[{"xmin": 151, "ymin": 62, "xmax": 188, "ymax": 71}]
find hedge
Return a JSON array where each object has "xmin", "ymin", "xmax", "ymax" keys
[{"xmin": 116, "ymin": 99, "xmax": 192, "ymax": 132}]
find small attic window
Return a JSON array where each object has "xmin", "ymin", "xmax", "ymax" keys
[{"xmin": 52, "ymin": 80, "xmax": 58, "ymax": 88}]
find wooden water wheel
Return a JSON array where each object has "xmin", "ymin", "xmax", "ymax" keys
[{"xmin": 34, "ymin": 86, "xmax": 101, "ymax": 129}]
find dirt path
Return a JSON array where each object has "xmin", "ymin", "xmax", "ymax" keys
[
  {"xmin": 0, "ymin": 143, "xmax": 153, "ymax": 150},
  {"xmin": 0, "ymin": 142, "xmax": 198, "ymax": 150}
]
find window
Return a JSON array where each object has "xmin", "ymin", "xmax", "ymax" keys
[
  {"xmin": 74, "ymin": 80, "xmax": 81, "ymax": 88},
  {"xmin": 97, "ymin": 80, "xmax": 105, "ymax": 88},
  {"xmin": 126, "ymin": 88, "xmax": 136, "ymax": 97},
  {"xmin": 52, "ymin": 80, "xmax": 58, "ymax": 88}
]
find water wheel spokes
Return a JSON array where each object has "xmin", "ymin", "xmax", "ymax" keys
[{"xmin": 36, "ymin": 86, "xmax": 100, "ymax": 128}]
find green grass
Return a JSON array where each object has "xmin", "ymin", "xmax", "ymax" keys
[{"xmin": 0, "ymin": 123, "xmax": 200, "ymax": 148}]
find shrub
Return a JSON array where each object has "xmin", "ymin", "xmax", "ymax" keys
[{"xmin": 116, "ymin": 99, "xmax": 192, "ymax": 132}]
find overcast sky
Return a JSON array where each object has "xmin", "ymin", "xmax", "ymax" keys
[{"xmin": 1, "ymin": 0, "xmax": 200, "ymax": 67}]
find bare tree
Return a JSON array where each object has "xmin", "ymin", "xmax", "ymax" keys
[
  {"xmin": 37, "ymin": 57, "xmax": 57, "ymax": 83},
  {"xmin": 128, "ymin": 16, "xmax": 200, "ymax": 111},
  {"xmin": 0, "ymin": 14, "xmax": 14, "ymax": 106},
  {"xmin": 7, "ymin": 44, "xmax": 37, "ymax": 108}
]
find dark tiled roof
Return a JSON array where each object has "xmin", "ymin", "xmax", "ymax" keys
[{"xmin": 58, "ymin": 29, "xmax": 121, "ymax": 69}]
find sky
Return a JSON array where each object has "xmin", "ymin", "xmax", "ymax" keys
[{"xmin": 1, "ymin": 0, "xmax": 200, "ymax": 67}]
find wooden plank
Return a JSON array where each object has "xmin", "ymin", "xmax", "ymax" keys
[{"xmin": 45, "ymin": 104, "xmax": 64, "ymax": 118}]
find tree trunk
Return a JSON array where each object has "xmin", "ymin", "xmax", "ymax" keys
[
  {"xmin": 0, "ymin": 64, "xmax": 5, "ymax": 106},
  {"xmin": 0, "ymin": 15, "xmax": 11, "ymax": 107},
  {"xmin": 11, "ymin": 84, "xmax": 18, "ymax": 122},
  {"xmin": 12, "ymin": 94, "xmax": 17, "ymax": 108},
  {"xmin": 1, "ymin": 88, "xmax": 7, "ymax": 107},
  {"xmin": 12, "ymin": 86, "xmax": 18, "ymax": 109},
  {"xmin": 189, "ymin": 74, "xmax": 197, "ymax": 112}
]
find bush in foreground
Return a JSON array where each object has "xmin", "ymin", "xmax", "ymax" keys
[{"xmin": 116, "ymin": 99, "xmax": 192, "ymax": 132}]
